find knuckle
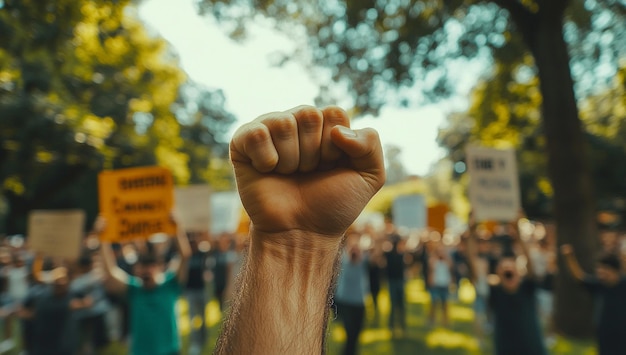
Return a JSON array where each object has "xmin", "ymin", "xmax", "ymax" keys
[
  {"xmin": 322, "ymin": 106, "xmax": 350, "ymax": 126},
  {"xmin": 266, "ymin": 116, "xmax": 297, "ymax": 140},
  {"xmin": 295, "ymin": 108, "xmax": 323, "ymax": 133}
]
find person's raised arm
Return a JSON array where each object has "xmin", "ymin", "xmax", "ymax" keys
[
  {"xmin": 214, "ymin": 106, "xmax": 385, "ymax": 355},
  {"xmin": 94, "ymin": 218, "xmax": 129, "ymax": 293},
  {"xmin": 100, "ymin": 241, "xmax": 128, "ymax": 293},
  {"xmin": 511, "ymin": 213, "xmax": 535, "ymax": 277},
  {"xmin": 560, "ymin": 244, "xmax": 586, "ymax": 281},
  {"xmin": 168, "ymin": 216, "xmax": 192, "ymax": 285}
]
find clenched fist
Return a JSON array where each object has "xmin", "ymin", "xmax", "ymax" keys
[{"xmin": 230, "ymin": 105, "xmax": 385, "ymax": 240}]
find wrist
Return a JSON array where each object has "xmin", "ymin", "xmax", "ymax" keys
[{"xmin": 249, "ymin": 226, "xmax": 343, "ymax": 266}]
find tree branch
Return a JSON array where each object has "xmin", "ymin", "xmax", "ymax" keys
[
  {"xmin": 489, "ymin": 0, "xmax": 538, "ymax": 52},
  {"xmin": 490, "ymin": 0, "xmax": 533, "ymax": 23}
]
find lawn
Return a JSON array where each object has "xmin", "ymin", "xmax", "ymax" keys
[{"xmin": 154, "ymin": 278, "xmax": 596, "ymax": 355}]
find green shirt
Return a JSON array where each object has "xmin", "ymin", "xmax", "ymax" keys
[{"xmin": 128, "ymin": 271, "xmax": 181, "ymax": 355}]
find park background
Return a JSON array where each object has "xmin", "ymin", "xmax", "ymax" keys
[{"xmin": 0, "ymin": 0, "xmax": 625, "ymax": 353}]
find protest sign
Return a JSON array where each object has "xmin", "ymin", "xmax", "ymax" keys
[
  {"xmin": 98, "ymin": 166, "xmax": 176, "ymax": 242},
  {"xmin": 28, "ymin": 210, "xmax": 85, "ymax": 259},
  {"xmin": 428, "ymin": 204, "xmax": 449, "ymax": 234},
  {"xmin": 392, "ymin": 194, "xmax": 427, "ymax": 230},
  {"xmin": 466, "ymin": 146, "xmax": 521, "ymax": 222},
  {"xmin": 211, "ymin": 191, "xmax": 243, "ymax": 236},
  {"xmin": 174, "ymin": 185, "xmax": 211, "ymax": 232}
]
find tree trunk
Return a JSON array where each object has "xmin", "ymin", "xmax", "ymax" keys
[{"xmin": 526, "ymin": 9, "xmax": 597, "ymax": 338}]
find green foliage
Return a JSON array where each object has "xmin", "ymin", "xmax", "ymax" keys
[
  {"xmin": 438, "ymin": 61, "xmax": 626, "ymax": 220},
  {"xmin": 196, "ymin": 0, "xmax": 624, "ymax": 116},
  {"xmin": 0, "ymin": 0, "xmax": 235, "ymax": 233}
]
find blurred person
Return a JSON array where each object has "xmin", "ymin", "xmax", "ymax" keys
[
  {"xmin": 487, "ymin": 219, "xmax": 546, "ymax": 355},
  {"xmin": 335, "ymin": 233, "xmax": 369, "ymax": 355},
  {"xmin": 561, "ymin": 244, "xmax": 626, "ymax": 355},
  {"xmin": 98, "ymin": 215, "xmax": 192, "ymax": 355},
  {"xmin": 71, "ymin": 253, "xmax": 111, "ymax": 354},
  {"xmin": 451, "ymin": 240, "xmax": 469, "ymax": 300},
  {"xmin": 531, "ymin": 237, "xmax": 557, "ymax": 345},
  {"xmin": 427, "ymin": 243, "xmax": 453, "ymax": 327},
  {"xmin": 224, "ymin": 235, "xmax": 248, "ymax": 306},
  {"xmin": 367, "ymin": 240, "xmax": 384, "ymax": 319},
  {"xmin": 210, "ymin": 234, "xmax": 236, "ymax": 312},
  {"xmin": 0, "ymin": 250, "xmax": 29, "ymax": 351},
  {"xmin": 19, "ymin": 257, "xmax": 93, "ymax": 355},
  {"xmin": 184, "ymin": 233, "xmax": 210, "ymax": 355},
  {"xmin": 105, "ymin": 243, "xmax": 133, "ymax": 343},
  {"xmin": 213, "ymin": 106, "xmax": 384, "ymax": 354},
  {"xmin": 385, "ymin": 234, "xmax": 407, "ymax": 334},
  {"xmin": 466, "ymin": 234, "xmax": 491, "ymax": 348}
]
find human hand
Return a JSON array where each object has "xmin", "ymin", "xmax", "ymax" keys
[
  {"xmin": 230, "ymin": 105, "xmax": 385, "ymax": 244},
  {"xmin": 560, "ymin": 244, "xmax": 574, "ymax": 255},
  {"xmin": 92, "ymin": 216, "xmax": 106, "ymax": 235}
]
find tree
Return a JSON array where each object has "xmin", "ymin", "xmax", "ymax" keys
[
  {"xmin": 175, "ymin": 81, "xmax": 237, "ymax": 190},
  {"xmin": 0, "ymin": 1, "xmax": 235, "ymax": 233},
  {"xmin": 196, "ymin": 0, "xmax": 625, "ymax": 336}
]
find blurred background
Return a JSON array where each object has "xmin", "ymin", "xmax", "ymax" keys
[{"xmin": 0, "ymin": 0, "xmax": 625, "ymax": 354}]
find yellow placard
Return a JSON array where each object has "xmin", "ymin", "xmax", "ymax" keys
[{"xmin": 98, "ymin": 166, "xmax": 176, "ymax": 242}]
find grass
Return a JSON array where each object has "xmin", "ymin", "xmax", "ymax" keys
[{"xmin": 10, "ymin": 278, "xmax": 598, "ymax": 354}]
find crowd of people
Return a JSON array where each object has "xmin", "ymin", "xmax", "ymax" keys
[
  {"xmin": 0, "ymin": 223, "xmax": 249, "ymax": 355},
  {"xmin": 1, "ymin": 106, "xmax": 625, "ymax": 355},
  {"xmin": 333, "ymin": 214, "xmax": 626, "ymax": 355},
  {"xmin": 0, "ymin": 213, "xmax": 625, "ymax": 355}
]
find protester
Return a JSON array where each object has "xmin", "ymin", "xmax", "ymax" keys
[
  {"xmin": 0, "ymin": 249, "xmax": 29, "ymax": 352},
  {"xmin": 531, "ymin": 235, "xmax": 557, "ymax": 345},
  {"xmin": 335, "ymin": 233, "xmax": 369, "ymax": 355},
  {"xmin": 385, "ymin": 233, "xmax": 407, "ymax": 334},
  {"xmin": 451, "ymin": 239, "xmax": 469, "ymax": 300},
  {"xmin": 210, "ymin": 233, "xmax": 236, "ymax": 312},
  {"xmin": 465, "ymin": 231, "xmax": 491, "ymax": 348},
  {"xmin": 561, "ymin": 244, "xmax": 626, "ymax": 355},
  {"xmin": 98, "ymin": 215, "xmax": 192, "ymax": 355},
  {"xmin": 185, "ymin": 233, "xmax": 210, "ymax": 355},
  {"xmin": 213, "ymin": 105, "xmax": 385, "ymax": 354},
  {"xmin": 367, "ymin": 240, "xmax": 384, "ymax": 319},
  {"xmin": 427, "ymin": 242, "xmax": 453, "ymax": 327},
  {"xmin": 480, "ymin": 218, "xmax": 547, "ymax": 355},
  {"xmin": 20, "ymin": 257, "xmax": 93, "ymax": 355},
  {"xmin": 71, "ymin": 253, "xmax": 111, "ymax": 355}
]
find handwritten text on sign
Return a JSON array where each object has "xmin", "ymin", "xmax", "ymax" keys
[
  {"xmin": 98, "ymin": 166, "xmax": 176, "ymax": 242},
  {"xmin": 466, "ymin": 146, "xmax": 521, "ymax": 222},
  {"xmin": 28, "ymin": 210, "xmax": 85, "ymax": 259}
]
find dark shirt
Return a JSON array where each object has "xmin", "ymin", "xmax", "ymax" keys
[
  {"xmin": 582, "ymin": 276, "xmax": 626, "ymax": 355},
  {"xmin": 489, "ymin": 278, "xmax": 547, "ymax": 355},
  {"xmin": 451, "ymin": 250, "xmax": 468, "ymax": 278},
  {"xmin": 385, "ymin": 249, "xmax": 405, "ymax": 281},
  {"xmin": 25, "ymin": 287, "xmax": 84, "ymax": 355},
  {"xmin": 186, "ymin": 251, "xmax": 208, "ymax": 290},
  {"xmin": 211, "ymin": 251, "xmax": 232, "ymax": 291}
]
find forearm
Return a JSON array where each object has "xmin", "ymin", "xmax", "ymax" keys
[
  {"xmin": 564, "ymin": 254, "xmax": 586, "ymax": 281},
  {"xmin": 215, "ymin": 229, "xmax": 342, "ymax": 355},
  {"xmin": 175, "ymin": 226, "xmax": 192, "ymax": 260},
  {"xmin": 517, "ymin": 240, "xmax": 534, "ymax": 276},
  {"xmin": 99, "ymin": 242, "xmax": 117, "ymax": 277},
  {"xmin": 99, "ymin": 242, "xmax": 127, "ymax": 289}
]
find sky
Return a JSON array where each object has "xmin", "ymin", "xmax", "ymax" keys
[{"xmin": 138, "ymin": 0, "xmax": 464, "ymax": 176}]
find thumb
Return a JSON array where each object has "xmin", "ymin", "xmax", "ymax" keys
[{"xmin": 330, "ymin": 125, "xmax": 386, "ymax": 189}]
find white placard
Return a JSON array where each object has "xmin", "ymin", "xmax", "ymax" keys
[
  {"xmin": 174, "ymin": 185, "xmax": 211, "ymax": 232},
  {"xmin": 210, "ymin": 192, "xmax": 243, "ymax": 236},
  {"xmin": 28, "ymin": 210, "xmax": 85, "ymax": 259},
  {"xmin": 466, "ymin": 146, "xmax": 521, "ymax": 222},
  {"xmin": 392, "ymin": 194, "xmax": 427, "ymax": 230}
]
